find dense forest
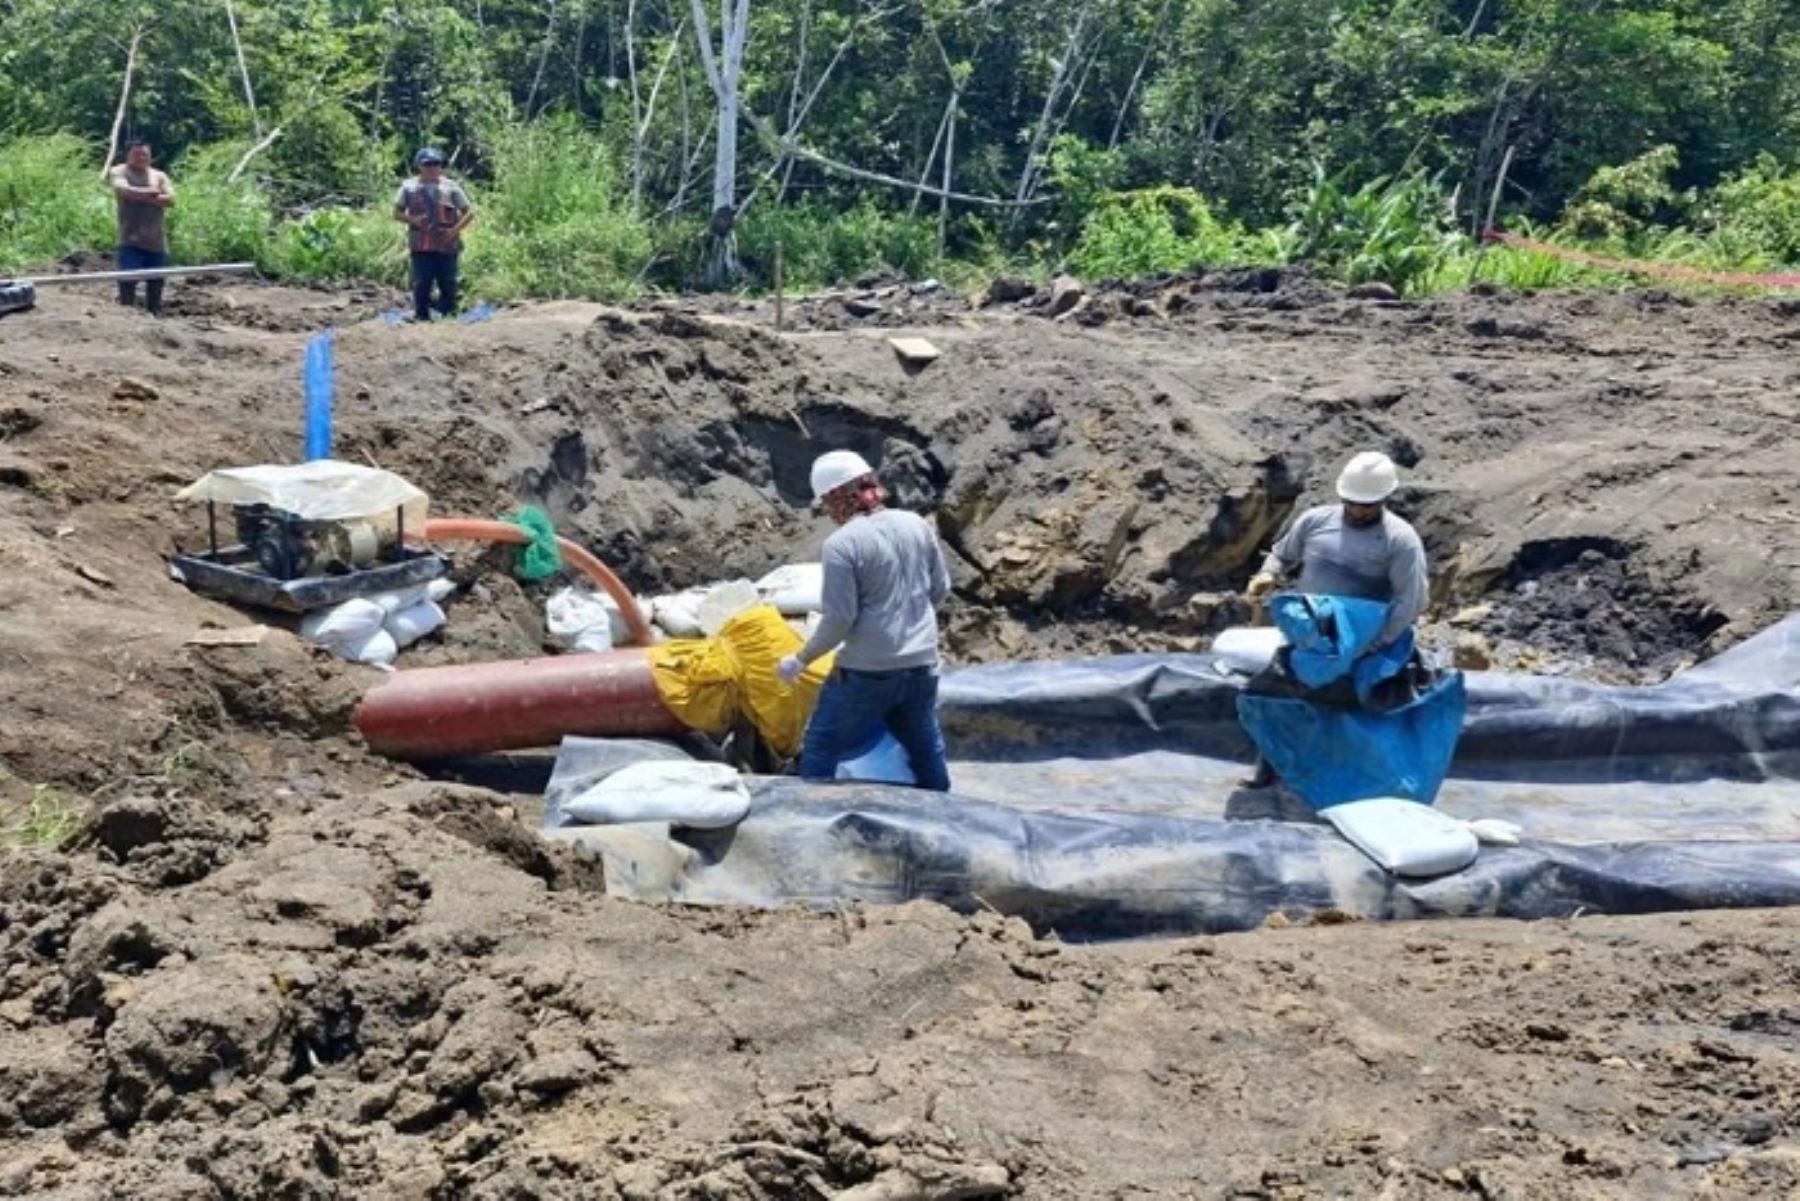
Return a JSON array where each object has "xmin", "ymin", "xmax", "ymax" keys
[{"xmin": 2, "ymin": 0, "xmax": 1798, "ymax": 297}]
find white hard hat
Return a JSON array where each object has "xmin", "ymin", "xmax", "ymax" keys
[
  {"xmin": 809, "ymin": 450, "xmax": 876, "ymax": 503},
  {"xmin": 1337, "ymin": 451, "xmax": 1400, "ymax": 504}
]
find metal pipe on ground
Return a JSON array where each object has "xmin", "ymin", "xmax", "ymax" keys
[
  {"xmin": 20, "ymin": 263, "xmax": 258, "ymax": 286},
  {"xmin": 357, "ymin": 517, "xmax": 672, "ymax": 760},
  {"xmin": 355, "ymin": 648, "xmax": 684, "ymax": 760}
]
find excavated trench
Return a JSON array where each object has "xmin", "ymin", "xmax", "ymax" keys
[{"xmin": 339, "ymin": 304, "xmax": 1732, "ymax": 681}]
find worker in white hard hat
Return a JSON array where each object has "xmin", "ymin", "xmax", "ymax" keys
[
  {"xmin": 776, "ymin": 450, "xmax": 954, "ymax": 791},
  {"xmin": 1240, "ymin": 451, "xmax": 1429, "ymax": 789},
  {"xmin": 1246, "ymin": 451, "xmax": 1429, "ymax": 650}
]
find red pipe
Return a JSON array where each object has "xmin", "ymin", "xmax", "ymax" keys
[
  {"xmin": 420, "ymin": 518, "xmax": 656, "ymax": 648},
  {"xmin": 355, "ymin": 648, "xmax": 685, "ymax": 760}
]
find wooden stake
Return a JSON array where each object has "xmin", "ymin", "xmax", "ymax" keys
[
  {"xmin": 1484, "ymin": 144, "xmax": 1516, "ymax": 236},
  {"xmin": 774, "ymin": 242, "xmax": 785, "ymax": 331}
]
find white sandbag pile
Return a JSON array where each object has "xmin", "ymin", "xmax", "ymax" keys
[
  {"xmin": 300, "ymin": 578, "xmax": 455, "ymax": 666},
  {"xmin": 552, "ymin": 564, "xmax": 827, "ymax": 649},
  {"xmin": 755, "ymin": 563, "xmax": 824, "ymax": 615},
  {"xmin": 546, "ymin": 586, "xmax": 631, "ymax": 652}
]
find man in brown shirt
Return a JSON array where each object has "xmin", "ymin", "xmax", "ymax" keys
[
  {"xmin": 107, "ymin": 139, "xmax": 176, "ymax": 315},
  {"xmin": 393, "ymin": 147, "xmax": 475, "ymax": 321}
]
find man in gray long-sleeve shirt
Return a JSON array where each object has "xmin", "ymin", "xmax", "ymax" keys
[
  {"xmin": 1240, "ymin": 451, "xmax": 1429, "ymax": 790},
  {"xmin": 1247, "ymin": 450, "xmax": 1429, "ymax": 649},
  {"xmin": 778, "ymin": 450, "xmax": 953, "ymax": 791}
]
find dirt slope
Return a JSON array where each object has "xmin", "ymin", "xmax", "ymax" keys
[{"xmin": 1, "ymin": 275, "xmax": 1797, "ymax": 1198}]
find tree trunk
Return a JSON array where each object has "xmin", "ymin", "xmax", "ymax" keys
[
  {"xmin": 939, "ymin": 96, "xmax": 956, "ymax": 258},
  {"xmin": 692, "ymin": 0, "xmax": 752, "ymax": 287},
  {"xmin": 709, "ymin": 85, "xmax": 740, "ymax": 285},
  {"xmin": 224, "ymin": 0, "xmax": 260, "ymax": 134},
  {"xmin": 99, "ymin": 24, "xmax": 145, "ymax": 181}
]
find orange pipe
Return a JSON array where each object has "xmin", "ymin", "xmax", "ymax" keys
[
  {"xmin": 356, "ymin": 648, "xmax": 684, "ymax": 759},
  {"xmin": 421, "ymin": 517, "xmax": 656, "ymax": 647}
]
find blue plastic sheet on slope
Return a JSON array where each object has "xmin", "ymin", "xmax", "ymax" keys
[
  {"xmin": 378, "ymin": 302, "xmax": 495, "ymax": 326},
  {"xmin": 544, "ymin": 614, "xmax": 1800, "ymax": 939}
]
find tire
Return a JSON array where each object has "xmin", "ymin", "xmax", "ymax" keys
[{"xmin": 0, "ymin": 280, "xmax": 36, "ymax": 316}]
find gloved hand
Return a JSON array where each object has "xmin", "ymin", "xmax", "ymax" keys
[
  {"xmin": 776, "ymin": 655, "xmax": 805, "ymax": 684},
  {"xmin": 1245, "ymin": 571, "xmax": 1280, "ymax": 603}
]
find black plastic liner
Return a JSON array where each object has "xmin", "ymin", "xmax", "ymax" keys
[
  {"xmin": 938, "ymin": 613, "xmax": 1800, "ymax": 782},
  {"xmin": 546, "ymin": 614, "xmax": 1800, "ymax": 939}
]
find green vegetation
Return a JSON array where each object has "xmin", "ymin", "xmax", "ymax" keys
[
  {"xmin": 2, "ymin": 1, "xmax": 1797, "ymax": 299},
  {"xmin": 2, "ymin": 785, "xmax": 86, "ymax": 849}
]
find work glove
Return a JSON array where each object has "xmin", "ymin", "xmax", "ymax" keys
[
  {"xmin": 1245, "ymin": 571, "xmax": 1280, "ymax": 603},
  {"xmin": 776, "ymin": 655, "xmax": 805, "ymax": 685}
]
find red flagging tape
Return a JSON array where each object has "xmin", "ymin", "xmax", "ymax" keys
[{"xmin": 1483, "ymin": 228, "xmax": 1800, "ymax": 289}]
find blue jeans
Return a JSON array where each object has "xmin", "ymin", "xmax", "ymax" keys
[
  {"xmin": 117, "ymin": 245, "xmax": 169, "ymax": 314},
  {"xmin": 799, "ymin": 666, "xmax": 951, "ymax": 793}
]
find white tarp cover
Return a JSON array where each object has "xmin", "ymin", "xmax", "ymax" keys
[{"xmin": 177, "ymin": 461, "xmax": 429, "ymax": 528}]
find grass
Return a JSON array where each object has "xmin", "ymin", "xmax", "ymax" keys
[
  {"xmin": 157, "ymin": 738, "xmax": 229, "ymax": 797},
  {"xmin": 0, "ymin": 133, "xmax": 114, "ymax": 272},
  {"xmin": 2, "ymin": 785, "xmax": 86, "ymax": 849}
]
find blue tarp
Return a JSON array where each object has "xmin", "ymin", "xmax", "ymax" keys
[
  {"xmin": 1237, "ymin": 593, "xmax": 1465, "ymax": 808},
  {"xmin": 1238, "ymin": 676, "xmax": 1467, "ymax": 809},
  {"xmin": 1268, "ymin": 593, "xmax": 1412, "ymax": 702}
]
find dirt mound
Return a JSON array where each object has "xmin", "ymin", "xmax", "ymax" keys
[
  {"xmin": 2, "ymin": 277, "xmax": 1799, "ymax": 1195},
  {"xmin": 4, "ymin": 807, "xmax": 1798, "ymax": 1196}
]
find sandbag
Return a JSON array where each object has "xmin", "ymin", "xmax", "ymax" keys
[
  {"xmin": 385, "ymin": 599, "xmax": 445, "ymax": 649},
  {"xmin": 651, "ymin": 589, "xmax": 707, "ymax": 639},
  {"xmin": 1322, "ymin": 797, "xmax": 1479, "ymax": 877},
  {"xmin": 547, "ymin": 585, "xmax": 629, "ymax": 651},
  {"xmin": 372, "ymin": 578, "xmax": 456, "ymax": 616},
  {"xmin": 1211, "ymin": 626, "xmax": 1284, "ymax": 675},
  {"xmin": 341, "ymin": 627, "xmax": 399, "ymax": 667},
  {"xmin": 301, "ymin": 597, "xmax": 386, "ymax": 650},
  {"xmin": 698, "ymin": 579, "xmax": 759, "ymax": 637},
  {"xmin": 561, "ymin": 760, "xmax": 751, "ymax": 829},
  {"xmin": 756, "ymin": 563, "xmax": 825, "ymax": 615}
]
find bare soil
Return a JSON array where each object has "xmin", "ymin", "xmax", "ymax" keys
[{"xmin": 1, "ymin": 272, "xmax": 1797, "ymax": 1198}]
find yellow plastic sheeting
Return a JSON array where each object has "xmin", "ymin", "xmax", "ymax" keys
[{"xmin": 646, "ymin": 605, "xmax": 831, "ymax": 757}]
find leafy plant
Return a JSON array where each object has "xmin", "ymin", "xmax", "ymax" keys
[
  {"xmin": 736, "ymin": 199, "xmax": 937, "ymax": 291},
  {"xmin": 1288, "ymin": 166, "xmax": 1464, "ymax": 295},
  {"xmin": 1069, "ymin": 186, "xmax": 1241, "ymax": 280},
  {"xmin": 264, "ymin": 204, "xmax": 405, "ymax": 284},
  {"xmin": 169, "ymin": 142, "xmax": 275, "ymax": 264},
  {"xmin": 1559, "ymin": 145, "xmax": 1688, "ymax": 243},
  {"xmin": 3, "ymin": 785, "xmax": 85, "ymax": 849},
  {"xmin": 460, "ymin": 118, "xmax": 652, "ymax": 301},
  {"xmin": 1701, "ymin": 155, "xmax": 1800, "ymax": 266}
]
